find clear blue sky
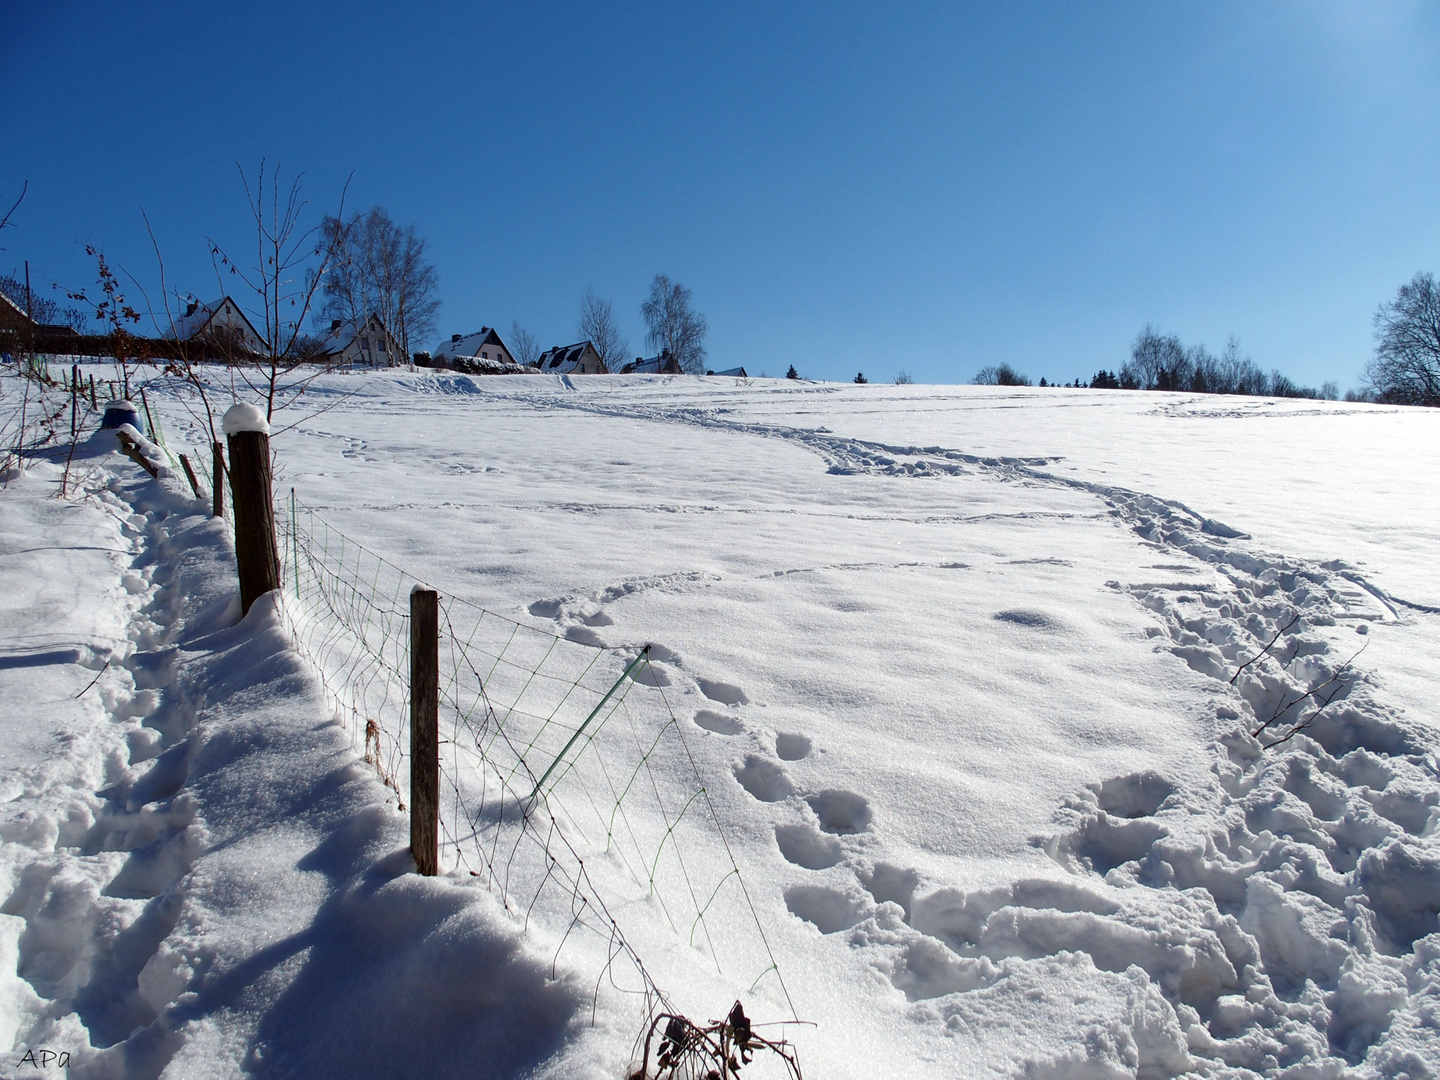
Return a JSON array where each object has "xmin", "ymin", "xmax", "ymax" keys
[{"xmin": 3, "ymin": 1, "xmax": 1437, "ymax": 387}]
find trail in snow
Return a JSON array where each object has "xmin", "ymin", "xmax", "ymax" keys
[{"xmin": 509, "ymin": 382, "xmax": 1440, "ymax": 1075}]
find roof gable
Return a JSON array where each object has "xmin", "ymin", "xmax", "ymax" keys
[{"xmin": 435, "ymin": 326, "xmax": 512, "ymax": 361}]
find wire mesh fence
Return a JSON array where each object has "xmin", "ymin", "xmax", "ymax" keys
[{"xmin": 277, "ymin": 493, "xmax": 792, "ymax": 1024}]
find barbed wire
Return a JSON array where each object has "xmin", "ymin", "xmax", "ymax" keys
[{"xmin": 276, "ymin": 493, "xmax": 794, "ymax": 1030}]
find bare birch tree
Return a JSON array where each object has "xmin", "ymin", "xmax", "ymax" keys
[
  {"xmin": 318, "ymin": 207, "xmax": 440, "ymax": 360},
  {"xmin": 641, "ymin": 274, "xmax": 707, "ymax": 374},
  {"xmin": 576, "ymin": 287, "xmax": 628, "ymax": 372}
]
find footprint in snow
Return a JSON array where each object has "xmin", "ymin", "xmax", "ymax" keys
[
  {"xmin": 775, "ymin": 733, "xmax": 812, "ymax": 760},
  {"xmin": 774, "ymin": 823, "xmax": 843, "ymax": 870},
  {"xmin": 806, "ymin": 789, "xmax": 872, "ymax": 834},
  {"xmin": 733, "ymin": 755, "xmax": 793, "ymax": 802},
  {"xmin": 698, "ymin": 678, "xmax": 748, "ymax": 706},
  {"xmin": 694, "ymin": 709, "xmax": 744, "ymax": 735}
]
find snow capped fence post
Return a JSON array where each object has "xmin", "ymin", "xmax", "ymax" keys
[
  {"xmin": 223, "ymin": 405, "xmax": 281, "ymax": 616},
  {"xmin": 409, "ymin": 587, "xmax": 440, "ymax": 876}
]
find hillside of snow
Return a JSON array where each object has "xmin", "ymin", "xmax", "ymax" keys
[{"xmin": 2, "ymin": 369, "xmax": 1439, "ymax": 1079}]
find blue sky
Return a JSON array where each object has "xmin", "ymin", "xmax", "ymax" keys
[{"xmin": 2, "ymin": 1, "xmax": 1437, "ymax": 387}]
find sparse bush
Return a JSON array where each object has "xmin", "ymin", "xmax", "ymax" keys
[
  {"xmin": 893, "ymin": 369, "xmax": 913, "ymax": 384},
  {"xmin": 630, "ymin": 1001, "xmax": 802, "ymax": 1080}
]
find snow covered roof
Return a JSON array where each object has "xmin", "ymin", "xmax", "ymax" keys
[
  {"xmin": 621, "ymin": 350, "xmax": 679, "ymax": 374},
  {"xmin": 708, "ymin": 366, "xmax": 748, "ymax": 378},
  {"xmin": 535, "ymin": 341, "xmax": 602, "ymax": 373},
  {"xmin": 0, "ymin": 288, "xmax": 30, "ymax": 327},
  {"xmin": 165, "ymin": 296, "xmax": 265, "ymax": 346},
  {"xmin": 433, "ymin": 326, "xmax": 511, "ymax": 362},
  {"xmin": 314, "ymin": 313, "xmax": 396, "ymax": 353}
]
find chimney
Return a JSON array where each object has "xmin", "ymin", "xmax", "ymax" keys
[
  {"xmin": 185, "ymin": 301, "xmax": 197, "ymax": 317},
  {"xmin": 331, "ymin": 319, "xmax": 342, "ymax": 331},
  {"xmin": 452, "ymin": 333, "xmax": 462, "ymax": 343}
]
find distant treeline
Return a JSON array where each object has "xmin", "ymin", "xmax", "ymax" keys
[{"xmin": 977, "ymin": 326, "xmax": 1346, "ymax": 400}]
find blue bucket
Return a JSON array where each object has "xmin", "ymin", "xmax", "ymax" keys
[{"xmin": 101, "ymin": 401, "xmax": 142, "ymax": 431}]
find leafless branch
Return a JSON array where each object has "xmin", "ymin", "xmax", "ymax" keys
[{"xmin": 1230, "ymin": 612, "xmax": 1301, "ymax": 685}]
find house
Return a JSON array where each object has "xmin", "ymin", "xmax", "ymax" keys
[
  {"xmin": 706, "ymin": 366, "xmax": 748, "ymax": 378},
  {"xmin": 535, "ymin": 340, "xmax": 606, "ymax": 375},
  {"xmin": 0, "ymin": 289, "xmax": 31, "ymax": 341},
  {"xmin": 620, "ymin": 348, "xmax": 681, "ymax": 374},
  {"xmin": 312, "ymin": 314, "xmax": 402, "ymax": 367},
  {"xmin": 433, "ymin": 327, "xmax": 517, "ymax": 366},
  {"xmin": 165, "ymin": 296, "xmax": 267, "ymax": 353},
  {"xmin": 0, "ymin": 290, "xmax": 81, "ymax": 352}
]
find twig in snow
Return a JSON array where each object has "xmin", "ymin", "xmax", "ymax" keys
[{"xmin": 1230, "ymin": 612, "xmax": 1301, "ymax": 685}]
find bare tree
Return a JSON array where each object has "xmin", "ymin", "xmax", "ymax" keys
[
  {"xmin": 974, "ymin": 362, "xmax": 1031, "ymax": 386},
  {"xmin": 0, "ymin": 275, "xmax": 88, "ymax": 330},
  {"xmin": 209, "ymin": 160, "xmax": 351, "ymax": 421},
  {"xmin": 509, "ymin": 321, "xmax": 540, "ymax": 367},
  {"xmin": 318, "ymin": 207, "xmax": 440, "ymax": 361},
  {"xmin": 576, "ymin": 287, "xmax": 628, "ymax": 372},
  {"xmin": 1123, "ymin": 325, "xmax": 1189, "ymax": 390},
  {"xmin": 641, "ymin": 274, "xmax": 707, "ymax": 374},
  {"xmin": 1365, "ymin": 272, "xmax": 1440, "ymax": 406}
]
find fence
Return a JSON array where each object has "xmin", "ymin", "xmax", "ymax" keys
[{"xmin": 275, "ymin": 493, "xmax": 793, "ymax": 1026}]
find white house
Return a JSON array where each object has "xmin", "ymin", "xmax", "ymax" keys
[
  {"xmin": 535, "ymin": 341, "xmax": 606, "ymax": 375},
  {"xmin": 310, "ymin": 314, "xmax": 401, "ymax": 366},
  {"xmin": 433, "ymin": 327, "xmax": 517, "ymax": 365},
  {"xmin": 165, "ymin": 297, "xmax": 267, "ymax": 352}
]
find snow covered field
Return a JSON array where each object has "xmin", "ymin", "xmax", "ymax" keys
[{"xmin": 3, "ymin": 369, "xmax": 1438, "ymax": 1078}]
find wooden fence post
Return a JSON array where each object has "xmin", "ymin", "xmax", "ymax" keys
[
  {"xmin": 223, "ymin": 406, "xmax": 280, "ymax": 615},
  {"xmin": 212, "ymin": 440, "xmax": 225, "ymax": 519},
  {"xmin": 410, "ymin": 587, "xmax": 439, "ymax": 876},
  {"xmin": 178, "ymin": 453, "xmax": 203, "ymax": 500}
]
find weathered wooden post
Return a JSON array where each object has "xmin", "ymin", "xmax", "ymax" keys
[
  {"xmin": 178, "ymin": 453, "xmax": 203, "ymax": 500},
  {"xmin": 223, "ymin": 404, "xmax": 280, "ymax": 616},
  {"xmin": 410, "ymin": 587, "xmax": 440, "ymax": 876},
  {"xmin": 211, "ymin": 440, "xmax": 226, "ymax": 519}
]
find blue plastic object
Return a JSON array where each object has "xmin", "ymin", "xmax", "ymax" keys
[{"xmin": 101, "ymin": 401, "xmax": 142, "ymax": 431}]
